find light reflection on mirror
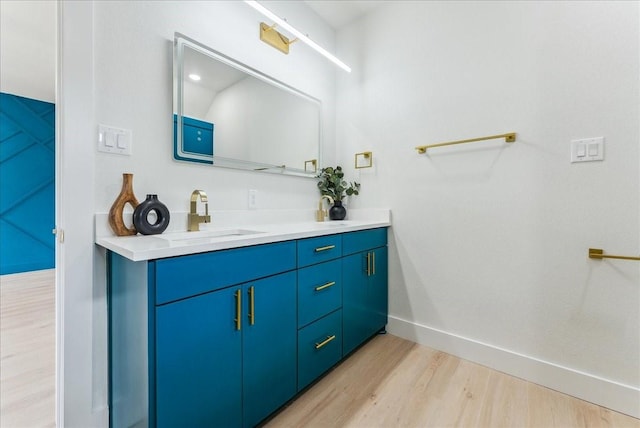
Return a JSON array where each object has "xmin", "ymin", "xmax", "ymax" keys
[{"xmin": 174, "ymin": 33, "xmax": 322, "ymax": 177}]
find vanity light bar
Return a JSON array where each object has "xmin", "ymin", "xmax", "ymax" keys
[{"xmin": 244, "ymin": 0, "xmax": 352, "ymax": 73}]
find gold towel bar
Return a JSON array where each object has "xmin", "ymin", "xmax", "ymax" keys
[
  {"xmin": 588, "ymin": 248, "xmax": 640, "ymax": 261},
  {"xmin": 415, "ymin": 132, "xmax": 516, "ymax": 154}
]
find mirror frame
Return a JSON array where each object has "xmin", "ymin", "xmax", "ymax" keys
[{"xmin": 173, "ymin": 32, "xmax": 322, "ymax": 178}]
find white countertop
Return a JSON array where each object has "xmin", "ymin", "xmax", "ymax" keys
[{"xmin": 95, "ymin": 209, "xmax": 391, "ymax": 262}]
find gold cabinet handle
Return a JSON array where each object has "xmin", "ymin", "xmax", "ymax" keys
[
  {"xmin": 314, "ymin": 335, "xmax": 336, "ymax": 349},
  {"xmin": 248, "ymin": 286, "xmax": 255, "ymax": 325},
  {"xmin": 234, "ymin": 290, "xmax": 242, "ymax": 331},
  {"xmin": 315, "ymin": 281, "xmax": 336, "ymax": 292},
  {"xmin": 314, "ymin": 245, "xmax": 336, "ymax": 252},
  {"xmin": 372, "ymin": 251, "xmax": 376, "ymax": 276},
  {"xmin": 366, "ymin": 252, "xmax": 371, "ymax": 276}
]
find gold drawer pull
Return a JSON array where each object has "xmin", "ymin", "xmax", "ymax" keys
[
  {"xmin": 248, "ymin": 286, "xmax": 255, "ymax": 325},
  {"xmin": 314, "ymin": 245, "xmax": 335, "ymax": 252},
  {"xmin": 234, "ymin": 290, "xmax": 242, "ymax": 331},
  {"xmin": 372, "ymin": 251, "xmax": 376, "ymax": 275},
  {"xmin": 315, "ymin": 335, "xmax": 336, "ymax": 350},
  {"xmin": 315, "ymin": 281, "xmax": 336, "ymax": 292},
  {"xmin": 366, "ymin": 252, "xmax": 371, "ymax": 276}
]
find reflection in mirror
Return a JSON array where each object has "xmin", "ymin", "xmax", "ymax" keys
[{"xmin": 174, "ymin": 33, "xmax": 321, "ymax": 177}]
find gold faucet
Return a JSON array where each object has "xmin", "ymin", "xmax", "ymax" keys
[
  {"xmin": 316, "ymin": 195, "xmax": 334, "ymax": 222},
  {"xmin": 188, "ymin": 190, "xmax": 211, "ymax": 231}
]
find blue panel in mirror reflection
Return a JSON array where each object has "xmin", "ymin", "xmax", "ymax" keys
[{"xmin": 173, "ymin": 114, "xmax": 214, "ymax": 164}]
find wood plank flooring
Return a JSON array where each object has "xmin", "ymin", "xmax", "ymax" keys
[
  {"xmin": 266, "ymin": 334, "xmax": 640, "ymax": 428},
  {"xmin": 1, "ymin": 269, "xmax": 55, "ymax": 428},
  {"xmin": 1, "ymin": 269, "xmax": 638, "ymax": 427}
]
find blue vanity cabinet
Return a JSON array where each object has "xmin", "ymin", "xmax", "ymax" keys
[
  {"xmin": 154, "ymin": 271, "xmax": 297, "ymax": 428},
  {"xmin": 109, "ymin": 228, "xmax": 388, "ymax": 428},
  {"xmin": 342, "ymin": 228, "xmax": 389, "ymax": 356},
  {"xmin": 109, "ymin": 241, "xmax": 297, "ymax": 428},
  {"xmin": 155, "ymin": 285, "xmax": 242, "ymax": 428}
]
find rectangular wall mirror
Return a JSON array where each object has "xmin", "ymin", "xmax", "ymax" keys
[{"xmin": 173, "ymin": 33, "xmax": 322, "ymax": 177}]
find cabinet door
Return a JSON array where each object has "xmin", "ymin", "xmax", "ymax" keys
[
  {"xmin": 343, "ymin": 247, "xmax": 388, "ymax": 356},
  {"xmin": 369, "ymin": 247, "xmax": 388, "ymax": 334},
  {"xmin": 242, "ymin": 271, "xmax": 297, "ymax": 427},
  {"xmin": 155, "ymin": 286, "xmax": 242, "ymax": 428}
]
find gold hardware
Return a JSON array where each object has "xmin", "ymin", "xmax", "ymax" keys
[
  {"xmin": 355, "ymin": 151, "xmax": 373, "ymax": 169},
  {"xmin": 316, "ymin": 195, "xmax": 334, "ymax": 222},
  {"xmin": 314, "ymin": 244, "xmax": 336, "ymax": 252},
  {"xmin": 248, "ymin": 286, "xmax": 255, "ymax": 325},
  {"xmin": 366, "ymin": 252, "xmax": 371, "ymax": 276},
  {"xmin": 372, "ymin": 251, "xmax": 376, "ymax": 275},
  {"xmin": 260, "ymin": 22, "xmax": 291, "ymax": 54},
  {"xmin": 415, "ymin": 132, "xmax": 516, "ymax": 154},
  {"xmin": 314, "ymin": 335, "xmax": 336, "ymax": 349},
  {"xmin": 588, "ymin": 248, "xmax": 640, "ymax": 261},
  {"xmin": 305, "ymin": 159, "xmax": 318, "ymax": 173},
  {"xmin": 315, "ymin": 281, "xmax": 336, "ymax": 292},
  {"xmin": 188, "ymin": 189, "xmax": 211, "ymax": 231},
  {"xmin": 235, "ymin": 290, "xmax": 242, "ymax": 331}
]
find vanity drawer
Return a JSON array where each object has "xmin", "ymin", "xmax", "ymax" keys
[
  {"xmin": 297, "ymin": 258, "xmax": 342, "ymax": 328},
  {"xmin": 153, "ymin": 241, "xmax": 296, "ymax": 305},
  {"xmin": 297, "ymin": 309, "xmax": 342, "ymax": 391},
  {"xmin": 342, "ymin": 228, "xmax": 387, "ymax": 256},
  {"xmin": 297, "ymin": 234, "xmax": 342, "ymax": 268}
]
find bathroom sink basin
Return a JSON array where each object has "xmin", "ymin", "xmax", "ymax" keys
[{"xmin": 156, "ymin": 229, "xmax": 264, "ymax": 245}]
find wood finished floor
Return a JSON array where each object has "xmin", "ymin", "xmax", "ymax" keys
[
  {"xmin": 1, "ymin": 269, "xmax": 55, "ymax": 428},
  {"xmin": 1, "ymin": 269, "xmax": 638, "ymax": 428},
  {"xmin": 266, "ymin": 334, "xmax": 639, "ymax": 428}
]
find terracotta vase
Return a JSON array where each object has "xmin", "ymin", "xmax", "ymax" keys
[{"xmin": 108, "ymin": 173, "xmax": 140, "ymax": 236}]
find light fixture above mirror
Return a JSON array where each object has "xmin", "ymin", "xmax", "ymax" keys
[{"xmin": 245, "ymin": 0, "xmax": 352, "ymax": 73}]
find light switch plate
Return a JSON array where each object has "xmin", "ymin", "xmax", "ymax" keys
[
  {"xmin": 570, "ymin": 137, "xmax": 604, "ymax": 163},
  {"xmin": 98, "ymin": 124, "xmax": 132, "ymax": 155}
]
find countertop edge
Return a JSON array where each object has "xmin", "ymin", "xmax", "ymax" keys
[{"xmin": 96, "ymin": 219, "xmax": 391, "ymax": 262}]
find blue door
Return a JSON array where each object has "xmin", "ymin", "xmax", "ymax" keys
[
  {"xmin": 242, "ymin": 271, "xmax": 297, "ymax": 427},
  {"xmin": 156, "ymin": 286, "xmax": 242, "ymax": 428},
  {"xmin": 342, "ymin": 247, "xmax": 388, "ymax": 356},
  {"xmin": 0, "ymin": 93, "xmax": 55, "ymax": 274}
]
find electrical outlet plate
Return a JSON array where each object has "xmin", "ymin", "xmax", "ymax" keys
[
  {"xmin": 98, "ymin": 124, "xmax": 132, "ymax": 155},
  {"xmin": 570, "ymin": 137, "xmax": 604, "ymax": 163},
  {"xmin": 248, "ymin": 189, "xmax": 257, "ymax": 210}
]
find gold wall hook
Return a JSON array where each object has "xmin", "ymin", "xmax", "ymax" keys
[
  {"xmin": 355, "ymin": 151, "xmax": 373, "ymax": 169},
  {"xmin": 305, "ymin": 159, "xmax": 317, "ymax": 173},
  {"xmin": 260, "ymin": 22, "xmax": 291, "ymax": 54},
  {"xmin": 588, "ymin": 248, "xmax": 640, "ymax": 261},
  {"xmin": 416, "ymin": 132, "xmax": 516, "ymax": 154}
]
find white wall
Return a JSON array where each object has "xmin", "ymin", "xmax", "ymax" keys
[
  {"xmin": 336, "ymin": 0, "xmax": 639, "ymax": 416},
  {"xmin": 0, "ymin": 0, "xmax": 55, "ymax": 102},
  {"xmin": 58, "ymin": 1, "xmax": 337, "ymax": 425},
  {"xmin": 93, "ymin": 1, "xmax": 336, "ymax": 214}
]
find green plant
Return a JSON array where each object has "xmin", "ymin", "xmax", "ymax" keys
[{"xmin": 317, "ymin": 166, "xmax": 360, "ymax": 202}]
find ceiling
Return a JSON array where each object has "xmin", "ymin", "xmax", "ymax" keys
[{"xmin": 304, "ymin": 1, "xmax": 382, "ymax": 29}]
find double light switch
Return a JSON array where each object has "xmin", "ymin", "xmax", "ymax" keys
[
  {"xmin": 98, "ymin": 124, "xmax": 132, "ymax": 155},
  {"xmin": 570, "ymin": 137, "xmax": 604, "ymax": 163}
]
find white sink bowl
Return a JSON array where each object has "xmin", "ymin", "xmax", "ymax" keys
[{"xmin": 156, "ymin": 229, "xmax": 264, "ymax": 245}]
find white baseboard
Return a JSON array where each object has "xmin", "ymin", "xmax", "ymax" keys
[{"xmin": 387, "ymin": 315, "xmax": 640, "ymax": 419}]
